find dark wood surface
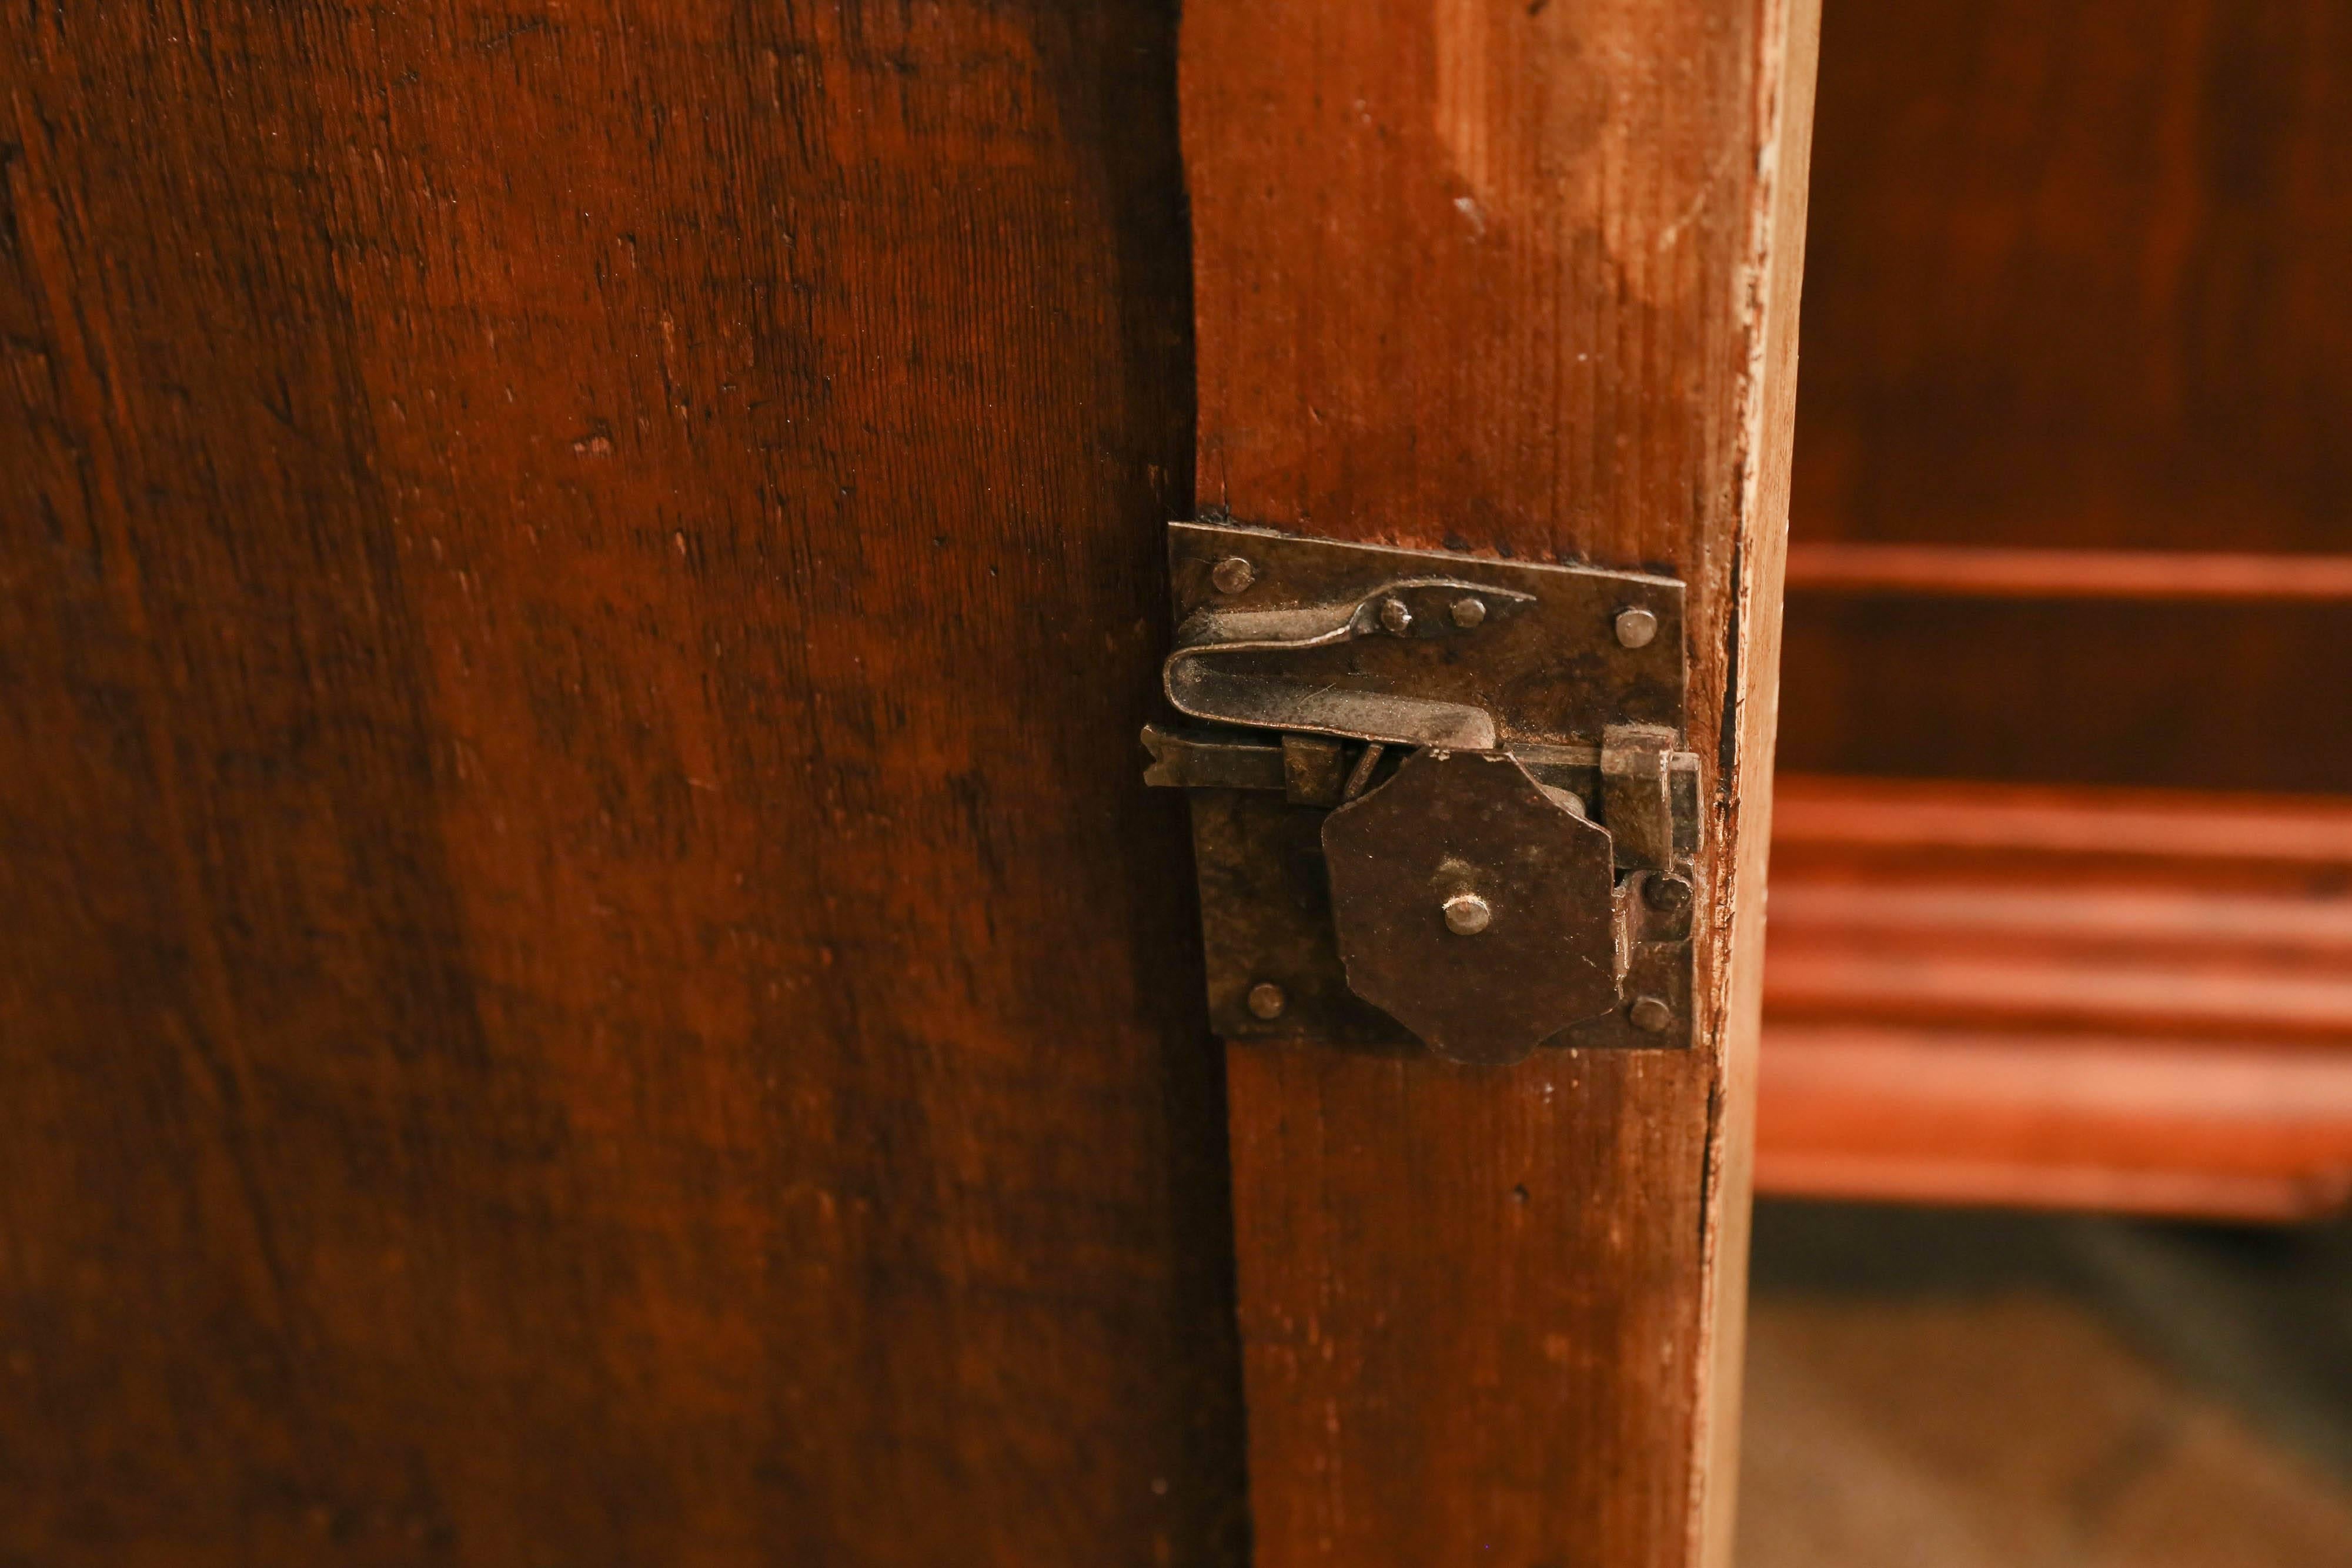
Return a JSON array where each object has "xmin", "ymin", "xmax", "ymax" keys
[
  {"xmin": 1181, "ymin": 1, "xmax": 1819, "ymax": 1562},
  {"xmin": 1759, "ymin": 776, "xmax": 2352, "ymax": 1220},
  {"xmin": 1, "ymin": 5, "xmax": 1246, "ymax": 1564},
  {"xmin": 1779, "ymin": 0, "xmax": 2352, "ymax": 793},
  {"xmin": 1795, "ymin": 0, "xmax": 2352, "ymax": 557}
]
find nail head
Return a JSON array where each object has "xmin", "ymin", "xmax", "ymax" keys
[
  {"xmin": 1442, "ymin": 892, "xmax": 1493, "ymax": 936},
  {"xmin": 1614, "ymin": 606, "xmax": 1659, "ymax": 649},
  {"xmin": 1643, "ymin": 873, "xmax": 1693, "ymax": 914},
  {"xmin": 1212, "ymin": 556, "xmax": 1257, "ymax": 594},
  {"xmin": 1628, "ymin": 995, "xmax": 1673, "ymax": 1033},
  {"xmin": 1247, "ymin": 981, "xmax": 1287, "ymax": 1020}
]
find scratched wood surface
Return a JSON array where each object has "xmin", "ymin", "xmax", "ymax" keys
[
  {"xmin": 1, "ymin": 4, "xmax": 1246, "ymax": 1564},
  {"xmin": 1180, "ymin": 1, "xmax": 1819, "ymax": 1563}
]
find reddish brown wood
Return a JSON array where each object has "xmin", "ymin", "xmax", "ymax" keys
[
  {"xmin": 1758, "ymin": 1028, "xmax": 2352, "ymax": 1220},
  {"xmin": 1757, "ymin": 775, "xmax": 2352, "ymax": 1221},
  {"xmin": 1778, "ymin": 0, "xmax": 2352, "ymax": 794},
  {"xmin": 1, "ymin": 5, "xmax": 1244, "ymax": 1563},
  {"xmin": 1794, "ymin": 0, "xmax": 2352, "ymax": 559},
  {"xmin": 1772, "ymin": 775, "xmax": 2352, "ymax": 861},
  {"xmin": 1786, "ymin": 543, "xmax": 2352, "ymax": 603},
  {"xmin": 1778, "ymin": 594, "xmax": 2352, "ymax": 794},
  {"xmin": 1180, "ymin": 1, "xmax": 1819, "ymax": 1563}
]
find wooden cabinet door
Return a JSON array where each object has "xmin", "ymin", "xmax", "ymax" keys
[{"xmin": 2, "ymin": 3, "xmax": 1813, "ymax": 1563}]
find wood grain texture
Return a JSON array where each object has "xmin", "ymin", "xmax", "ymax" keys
[
  {"xmin": 1179, "ymin": 1, "xmax": 1819, "ymax": 1563},
  {"xmin": 1794, "ymin": 0, "xmax": 2352, "ymax": 557},
  {"xmin": 1779, "ymin": 0, "xmax": 2352, "ymax": 794},
  {"xmin": 1, "ymin": 4, "xmax": 1244, "ymax": 1564}
]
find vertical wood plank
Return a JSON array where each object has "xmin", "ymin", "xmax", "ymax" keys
[
  {"xmin": 1179, "ymin": 1, "xmax": 1818, "ymax": 1561},
  {"xmin": 1, "ymin": 4, "xmax": 1242, "ymax": 1563}
]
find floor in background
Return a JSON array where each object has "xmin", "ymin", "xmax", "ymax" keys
[{"xmin": 1737, "ymin": 1202, "xmax": 2352, "ymax": 1568}]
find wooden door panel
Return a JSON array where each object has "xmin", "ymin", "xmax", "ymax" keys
[
  {"xmin": 2, "ymin": 4, "xmax": 1243, "ymax": 1563},
  {"xmin": 1181, "ymin": 1, "xmax": 1818, "ymax": 1562},
  {"xmin": 4, "ymin": 0, "xmax": 1818, "ymax": 1558}
]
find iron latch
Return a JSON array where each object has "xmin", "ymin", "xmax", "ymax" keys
[{"xmin": 1144, "ymin": 520, "xmax": 1701, "ymax": 1065}]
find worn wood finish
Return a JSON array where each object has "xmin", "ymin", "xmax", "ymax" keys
[
  {"xmin": 1, "ymin": 5, "xmax": 1245, "ymax": 1564},
  {"xmin": 1780, "ymin": 0, "xmax": 2352, "ymax": 795},
  {"xmin": 1758, "ymin": 776, "xmax": 2352, "ymax": 1221},
  {"xmin": 1181, "ymin": 1, "xmax": 1818, "ymax": 1562}
]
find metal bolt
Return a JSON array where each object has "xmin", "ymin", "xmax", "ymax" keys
[
  {"xmin": 1212, "ymin": 556, "xmax": 1258, "ymax": 594},
  {"xmin": 1247, "ymin": 981, "xmax": 1287, "ymax": 1020},
  {"xmin": 1379, "ymin": 596, "xmax": 1414, "ymax": 635},
  {"xmin": 1449, "ymin": 595, "xmax": 1488, "ymax": 628},
  {"xmin": 1643, "ymin": 872, "xmax": 1693, "ymax": 915},
  {"xmin": 1627, "ymin": 995, "xmax": 1673, "ymax": 1033},
  {"xmin": 1614, "ymin": 606, "xmax": 1659, "ymax": 649},
  {"xmin": 1441, "ymin": 892, "xmax": 1492, "ymax": 936}
]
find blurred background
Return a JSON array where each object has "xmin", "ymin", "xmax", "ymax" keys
[
  {"xmin": 1739, "ymin": 3, "xmax": 2352, "ymax": 1561},
  {"xmin": 1738, "ymin": 1205, "xmax": 2352, "ymax": 1567}
]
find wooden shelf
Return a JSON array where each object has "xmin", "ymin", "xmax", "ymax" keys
[
  {"xmin": 1758, "ymin": 775, "xmax": 2352, "ymax": 1220},
  {"xmin": 1785, "ymin": 542, "xmax": 2352, "ymax": 603}
]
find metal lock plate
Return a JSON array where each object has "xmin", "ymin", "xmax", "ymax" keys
[
  {"xmin": 1323, "ymin": 751, "xmax": 1617, "ymax": 1065},
  {"xmin": 1147, "ymin": 520, "xmax": 1700, "ymax": 1064}
]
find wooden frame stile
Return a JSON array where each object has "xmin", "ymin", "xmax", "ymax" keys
[{"xmin": 1178, "ymin": 1, "xmax": 1820, "ymax": 1563}]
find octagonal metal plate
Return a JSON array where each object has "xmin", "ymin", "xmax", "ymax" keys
[{"xmin": 1321, "ymin": 750, "xmax": 1618, "ymax": 1065}]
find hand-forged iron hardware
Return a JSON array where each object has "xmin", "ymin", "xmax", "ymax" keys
[
  {"xmin": 1164, "ymin": 579, "xmax": 1538, "ymax": 748},
  {"xmin": 1144, "ymin": 519, "xmax": 1701, "ymax": 1065}
]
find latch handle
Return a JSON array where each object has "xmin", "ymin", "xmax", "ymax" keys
[{"xmin": 1162, "ymin": 578, "xmax": 1536, "ymax": 748}]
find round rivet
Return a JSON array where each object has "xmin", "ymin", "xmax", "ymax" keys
[
  {"xmin": 1643, "ymin": 873, "xmax": 1693, "ymax": 915},
  {"xmin": 1449, "ymin": 596, "xmax": 1488, "ymax": 628},
  {"xmin": 1212, "ymin": 556, "xmax": 1257, "ymax": 594},
  {"xmin": 1614, "ymin": 606, "xmax": 1659, "ymax": 649},
  {"xmin": 1628, "ymin": 995, "xmax": 1673, "ymax": 1033},
  {"xmin": 1442, "ymin": 892, "xmax": 1493, "ymax": 936},
  {"xmin": 1379, "ymin": 596, "xmax": 1414, "ymax": 635},
  {"xmin": 1246, "ymin": 981, "xmax": 1287, "ymax": 1020}
]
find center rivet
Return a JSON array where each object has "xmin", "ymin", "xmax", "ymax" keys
[
  {"xmin": 1379, "ymin": 596, "xmax": 1414, "ymax": 635},
  {"xmin": 1441, "ymin": 892, "xmax": 1492, "ymax": 936}
]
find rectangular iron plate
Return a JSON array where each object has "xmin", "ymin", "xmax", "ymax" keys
[
  {"xmin": 1166, "ymin": 521, "xmax": 1698, "ymax": 1055},
  {"xmin": 1170, "ymin": 520, "xmax": 1685, "ymax": 750}
]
